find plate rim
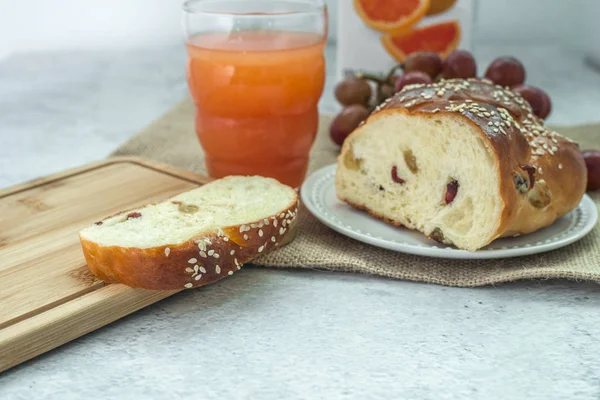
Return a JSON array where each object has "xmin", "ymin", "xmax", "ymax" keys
[{"xmin": 301, "ymin": 163, "xmax": 598, "ymax": 260}]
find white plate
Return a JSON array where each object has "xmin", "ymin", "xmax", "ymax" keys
[{"xmin": 301, "ymin": 164, "xmax": 598, "ymax": 259}]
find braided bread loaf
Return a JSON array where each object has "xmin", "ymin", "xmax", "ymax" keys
[{"xmin": 335, "ymin": 78, "xmax": 587, "ymax": 251}]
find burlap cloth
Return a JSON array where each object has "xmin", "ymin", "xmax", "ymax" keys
[{"xmin": 112, "ymin": 98, "xmax": 600, "ymax": 287}]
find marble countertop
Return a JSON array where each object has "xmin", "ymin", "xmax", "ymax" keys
[{"xmin": 1, "ymin": 43, "xmax": 600, "ymax": 400}]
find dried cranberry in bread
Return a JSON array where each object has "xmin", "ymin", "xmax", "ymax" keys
[
  {"xmin": 335, "ymin": 78, "xmax": 587, "ymax": 251},
  {"xmin": 79, "ymin": 176, "xmax": 299, "ymax": 290}
]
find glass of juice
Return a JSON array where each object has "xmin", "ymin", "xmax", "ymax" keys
[{"xmin": 182, "ymin": 0, "xmax": 328, "ymax": 188}]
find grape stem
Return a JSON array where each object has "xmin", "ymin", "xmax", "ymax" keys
[
  {"xmin": 355, "ymin": 72, "xmax": 387, "ymax": 85},
  {"xmin": 356, "ymin": 64, "xmax": 404, "ymax": 86},
  {"xmin": 356, "ymin": 63, "xmax": 404, "ymax": 111},
  {"xmin": 385, "ymin": 64, "xmax": 404, "ymax": 82}
]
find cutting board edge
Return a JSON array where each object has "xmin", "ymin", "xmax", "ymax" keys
[
  {"xmin": 0, "ymin": 156, "xmax": 211, "ymax": 198},
  {"xmin": 0, "ymin": 284, "xmax": 180, "ymax": 374}
]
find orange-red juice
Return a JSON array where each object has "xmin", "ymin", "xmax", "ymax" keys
[{"xmin": 186, "ymin": 31, "xmax": 326, "ymax": 188}]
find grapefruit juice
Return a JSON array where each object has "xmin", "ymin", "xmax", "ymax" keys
[{"xmin": 186, "ymin": 31, "xmax": 326, "ymax": 188}]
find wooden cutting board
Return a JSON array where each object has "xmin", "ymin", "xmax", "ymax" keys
[{"xmin": 0, "ymin": 157, "xmax": 211, "ymax": 373}]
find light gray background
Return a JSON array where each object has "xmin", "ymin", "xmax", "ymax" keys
[{"xmin": 1, "ymin": 2, "xmax": 600, "ymax": 399}]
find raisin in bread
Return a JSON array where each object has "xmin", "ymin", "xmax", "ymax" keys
[
  {"xmin": 79, "ymin": 176, "xmax": 299, "ymax": 290},
  {"xmin": 335, "ymin": 78, "xmax": 587, "ymax": 251}
]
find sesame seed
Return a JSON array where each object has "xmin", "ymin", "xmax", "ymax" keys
[
  {"xmin": 213, "ymin": 253, "xmax": 219, "ymax": 259},
  {"xmin": 188, "ymin": 258, "xmax": 197, "ymax": 264},
  {"xmin": 194, "ymin": 274, "xmax": 202, "ymax": 281},
  {"xmin": 273, "ymin": 220, "xmax": 278, "ymax": 227},
  {"xmin": 164, "ymin": 248, "xmax": 170, "ymax": 257},
  {"xmin": 199, "ymin": 251, "xmax": 207, "ymax": 258},
  {"xmin": 208, "ymin": 250, "xmax": 214, "ymax": 256},
  {"xmin": 200, "ymin": 266, "xmax": 206, "ymax": 273},
  {"xmin": 193, "ymin": 265, "xmax": 199, "ymax": 272},
  {"xmin": 264, "ymin": 219, "xmax": 270, "ymax": 225},
  {"xmin": 215, "ymin": 265, "xmax": 221, "ymax": 274},
  {"xmin": 258, "ymin": 246, "xmax": 264, "ymax": 253},
  {"xmin": 228, "ymin": 271, "xmax": 233, "ymax": 276},
  {"xmin": 282, "ymin": 220, "xmax": 287, "ymax": 227},
  {"xmin": 239, "ymin": 226, "xmax": 245, "ymax": 233},
  {"xmin": 184, "ymin": 283, "xmax": 193, "ymax": 289},
  {"xmin": 243, "ymin": 234, "xmax": 249, "ymax": 240},
  {"xmin": 230, "ymin": 250, "xmax": 235, "ymax": 255},
  {"xmin": 279, "ymin": 227, "xmax": 286, "ymax": 235},
  {"xmin": 234, "ymin": 258, "xmax": 239, "ymax": 266},
  {"xmin": 493, "ymin": 128, "xmax": 499, "ymax": 133},
  {"xmin": 185, "ymin": 267, "xmax": 194, "ymax": 273},
  {"xmin": 280, "ymin": 213, "xmax": 285, "ymax": 218},
  {"xmin": 223, "ymin": 237, "xmax": 229, "ymax": 242},
  {"xmin": 258, "ymin": 229, "xmax": 263, "ymax": 237},
  {"xmin": 271, "ymin": 236, "xmax": 276, "ymax": 242},
  {"xmin": 558, "ymin": 163, "xmax": 563, "ymax": 169},
  {"xmin": 237, "ymin": 266, "xmax": 241, "ymax": 270},
  {"xmin": 217, "ymin": 227, "xmax": 224, "ymax": 236}
]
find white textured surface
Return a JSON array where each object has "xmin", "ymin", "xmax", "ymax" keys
[{"xmin": 1, "ymin": 44, "xmax": 600, "ymax": 399}]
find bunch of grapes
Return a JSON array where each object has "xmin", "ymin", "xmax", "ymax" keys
[{"xmin": 330, "ymin": 50, "xmax": 552, "ymax": 146}]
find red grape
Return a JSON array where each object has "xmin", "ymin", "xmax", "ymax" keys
[
  {"xmin": 394, "ymin": 71, "xmax": 432, "ymax": 92},
  {"xmin": 441, "ymin": 50, "xmax": 477, "ymax": 79},
  {"xmin": 330, "ymin": 105, "xmax": 370, "ymax": 146},
  {"xmin": 335, "ymin": 77, "xmax": 372, "ymax": 106},
  {"xmin": 512, "ymin": 85, "xmax": 552, "ymax": 119},
  {"xmin": 582, "ymin": 150, "xmax": 600, "ymax": 191},
  {"xmin": 484, "ymin": 56, "xmax": 526, "ymax": 87},
  {"xmin": 403, "ymin": 51, "xmax": 443, "ymax": 79}
]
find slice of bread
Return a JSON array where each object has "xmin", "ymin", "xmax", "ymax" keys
[{"xmin": 79, "ymin": 176, "xmax": 299, "ymax": 290}]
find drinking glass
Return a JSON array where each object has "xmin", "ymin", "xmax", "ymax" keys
[{"xmin": 182, "ymin": 0, "xmax": 328, "ymax": 188}]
